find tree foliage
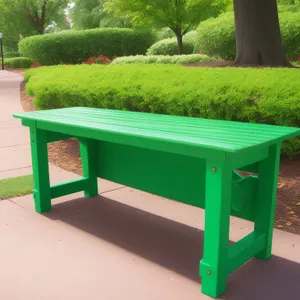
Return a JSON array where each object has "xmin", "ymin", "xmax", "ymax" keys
[
  {"xmin": 70, "ymin": 0, "xmax": 130, "ymax": 29},
  {"xmin": 106, "ymin": 0, "xmax": 229, "ymax": 54},
  {"xmin": 0, "ymin": 0, "xmax": 69, "ymax": 45}
]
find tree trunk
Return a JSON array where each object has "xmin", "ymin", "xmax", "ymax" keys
[
  {"xmin": 40, "ymin": 0, "xmax": 47, "ymax": 35},
  {"xmin": 233, "ymin": 0, "xmax": 291, "ymax": 67},
  {"xmin": 176, "ymin": 34, "xmax": 183, "ymax": 55}
]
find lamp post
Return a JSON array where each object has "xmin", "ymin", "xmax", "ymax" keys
[{"xmin": 0, "ymin": 32, "xmax": 4, "ymax": 70}]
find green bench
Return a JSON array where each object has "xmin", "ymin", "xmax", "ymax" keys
[{"xmin": 14, "ymin": 107, "xmax": 300, "ymax": 298}]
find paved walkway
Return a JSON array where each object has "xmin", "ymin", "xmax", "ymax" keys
[
  {"xmin": 0, "ymin": 71, "xmax": 300, "ymax": 300},
  {"xmin": 0, "ymin": 71, "xmax": 32, "ymax": 179}
]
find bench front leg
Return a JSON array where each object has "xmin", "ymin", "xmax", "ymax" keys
[
  {"xmin": 254, "ymin": 143, "xmax": 281, "ymax": 260},
  {"xmin": 80, "ymin": 138, "xmax": 99, "ymax": 197},
  {"xmin": 200, "ymin": 162, "xmax": 232, "ymax": 298},
  {"xmin": 30, "ymin": 125, "xmax": 51, "ymax": 213}
]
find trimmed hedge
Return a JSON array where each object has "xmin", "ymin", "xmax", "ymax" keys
[
  {"xmin": 4, "ymin": 57, "xmax": 32, "ymax": 68},
  {"xmin": 278, "ymin": 4, "xmax": 300, "ymax": 13},
  {"xmin": 195, "ymin": 12, "xmax": 300, "ymax": 61},
  {"xmin": 25, "ymin": 65, "xmax": 300, "ymax": 157},
  {"xmin": 111, "ymin": 54, "xmax": 215, "ymax": 65},
  {"xmin": 280, "ymin": 12, "xmax": 300, "ymax": 61},
  {"xmin": 195, "ymin": 13, "xmax": 235, "ymax": 60},
  {"xmin": 147, "ymin": 38, "xmax": 194, "ymax": 56},
  {"xmin": 19, "ymin": 28, "xmax": 156, "ymax": 65},
  {"xmin": 4, "ymin": 52, "xmax": 21, "ymax": 58}
]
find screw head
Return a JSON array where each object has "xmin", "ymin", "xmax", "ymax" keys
[
  {"xmin": 212, "ymin": 168, "xmax": 217, "ymax": 172},
  {"xmin": 207, "ymin": 271, "xmax": 212, "ymax": 275}
]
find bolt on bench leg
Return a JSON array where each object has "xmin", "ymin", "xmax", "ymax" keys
[
  {"xmin": 254, "ymin": 143, "xmax": 281, "ymax": 260},
  {"xmin": 200, "ymin": 163, "xmax": 232, "ymax": 298},
  {"xmin": 80, "ymin": 138, "xmax": 99, "ymax": 198},
  {"xmin": 30, "ymin": 126, "xmax": 51, "ymax": 213}
]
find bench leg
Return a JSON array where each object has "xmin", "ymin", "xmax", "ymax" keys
[
  {"xmin": 30, "ymin": 126, "xmax": 51, "ymax": 213},
  {"xmin": 80, "ymin": 138, "xmax": 98, "ymax": 197},
  {"xmin": 254, "ymin": 143, "xmax": 281, "ymax": 260},
  {"xmin": 200, "ymin": 162, "xmax": 232, "ymax": 298}
]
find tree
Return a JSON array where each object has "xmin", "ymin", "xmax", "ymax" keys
[
  {"xmin": 233, "ymin": 0, "xmax": 294, "ymax": 66},
  {"xmin": 70, "ymin": 0, "xmax": 130, "ymax": 30},
  {"xmin": 0, "ymin": 0, "xmax": 69, "ymax": 36},
  {"xmin": 106, "ymin": 0, "xmax": 229, "ymax": 54}
]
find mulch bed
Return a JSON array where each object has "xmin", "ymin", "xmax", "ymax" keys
[{"xmin": 19, "ymin": 78, "xmax": 300, "ymax": 234}]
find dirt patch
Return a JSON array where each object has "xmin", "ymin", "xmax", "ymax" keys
[{"xmin": 19, "ymin": 80, "xmax": 300, "ymax": 234}]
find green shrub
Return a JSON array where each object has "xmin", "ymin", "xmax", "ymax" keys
[
  {"xmin": 5, "ymin": 57, "xmax": 32, "ymax": 68},
  {"xmin": 195, "ymin": 13, "xmax": 235, "ymax": 60},
  {"xmin": 195, "ymin": 12, "xmax": 300, "ymax": 61},
  {"xmin": 155, "ymin": 29, "xmax": 197, "ymax": 43},
  {"xmin": 184, "ymin": 31, "xmax": 198, "ymax": 43},
  {"xmin": 147, "ymin": 37, "xmax": 194, "ymax": 56},
  {"xmin": 25, "ymin": 65, "xmax": 300, "ymax": 157},
  {"xmin": 19, "ymin": 28, "xmax": 155, "ymax": 65},
  {"xmin": 111, "ymin": 54, "xmax": 215, "ymax": 65},
  {"xmin": 155, "ymin": 28, "xmax": 174, "ymax": 41},
  {"xmin": 278, "ymin": 4, "xmax": 300, "ymax": 13},
  {"xmin": 280, "ymin": 12, "xmax": 300, "ymax": 61},
  {"xmin": 4, "ymin": 52, "xmax": 21, "ymax": 58}
]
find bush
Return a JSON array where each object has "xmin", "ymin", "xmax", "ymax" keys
[
  {"xmin": 278, "ymin": 4, "xmax": 300, "ymax": 13},
  {"xmin": 147, "ymin": 38, "xmax": 194, "ymax": 56},
  {"xmin": 155, "ymin": 28, "xmax": 174, "ymax": 41},
  {"xmin": 19, "ymin": 28, "xmax": 156, "ymax": 65},
  {"xmin": 195, "ymin": 13, "xmax": 235, "ymax": 60},
  {"xmin": 195, "ymin": 12, "xmax": 300, "ymax": 61},
  {"xmin": 4, "ymin": 52, "xmax": 21, "ymax": 58},
  {"xmin": 279, "ymin": 12, "xmax": 300, "ymax": 61},
  {"xmin": 5, "ymin": 57, "xmax": 32, "ymax": 68},
  {"xmin": 184, "ymin": 31, "xmax": 198, "ymax": 43},
  {"xmin": 25, "ymin": 65, "xmax": 300, "ymax": 157},
  {"xmin": 112, "ymin": 54, "xmax": 215, "ymax": 65}
]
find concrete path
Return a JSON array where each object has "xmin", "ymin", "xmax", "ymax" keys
[
  {"xmin": 0, "ymin": 71, "xmax": 32, "ymax": 179},
  {"xmin": 0, "ymin": 71, "xmax": 300, "ymax": 300}
]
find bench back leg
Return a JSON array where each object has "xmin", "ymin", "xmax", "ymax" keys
[
  {"xmin": 30, "ymin": 125, "xmax": 51, "ymax": 213},
  {"xmin": 200, "ymin": 162, "xmax": 232, "ymax": 298},
  {"xmin": 80, "ymin": 138, "xmax": 99, "ymax": 198},
  {"xmin": 254, "ymin": 143, "xmax": 281, "ymax": 260}
]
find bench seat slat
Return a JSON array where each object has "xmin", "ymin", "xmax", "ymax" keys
[{"xmin": 14, "ymin": 107, "xmax": 300, "ymax": 154}]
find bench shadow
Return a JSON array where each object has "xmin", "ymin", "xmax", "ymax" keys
[{"xmin": 45, "ymin": 195, "xmax": 300, "ymax": 300}]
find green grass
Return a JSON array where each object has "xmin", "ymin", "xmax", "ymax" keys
[{"xmin": 0, "ymin": 175, "xmax": 33, "ymax": 200}]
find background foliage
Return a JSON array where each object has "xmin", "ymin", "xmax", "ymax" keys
[
  {"xmin": 19, "ymin": 28, "xmax": 155, "ymax": 65},
  {"xmin": 195, "ymin": 12, "xmax": 300, "ymax": 61}
]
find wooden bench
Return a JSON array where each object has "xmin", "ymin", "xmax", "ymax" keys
[{"xmin": 14, "ymin": 107, "xmax": 300, "ymax": 298}]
